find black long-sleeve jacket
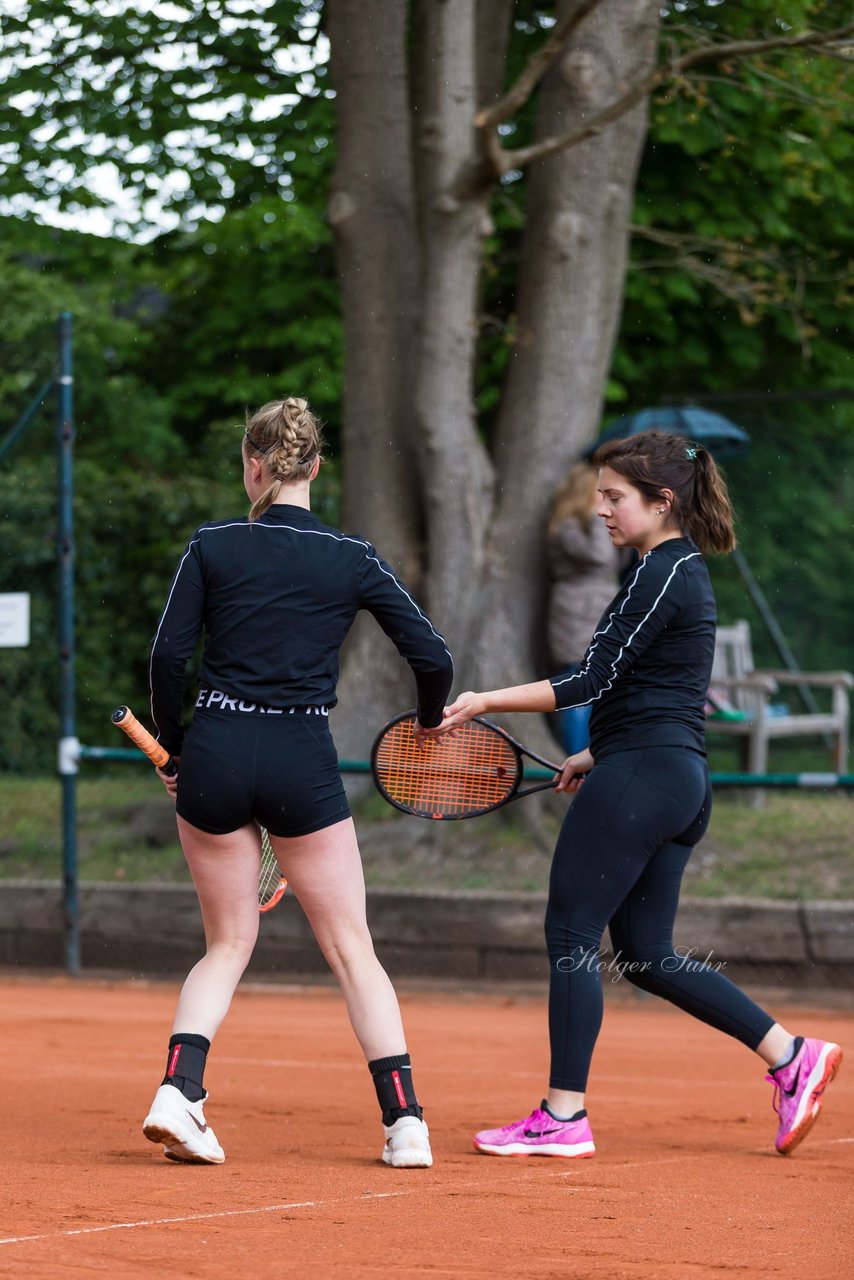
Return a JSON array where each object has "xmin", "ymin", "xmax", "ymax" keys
[
  {"xmin": 550, "ymin": 537, "xmax": 716, "ymax": 757},
  {"xmin": 150, "ymin": 505, "xmax": 454, "ymax": 756}
]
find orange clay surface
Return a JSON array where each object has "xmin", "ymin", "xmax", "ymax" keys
[{"xmin": 0, "ymin": 974, "xmax": 852, "ymax": 1279}]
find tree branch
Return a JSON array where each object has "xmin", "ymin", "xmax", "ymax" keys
[
  {"xmin": 672, "ymin": 23, "xmax": 854, "ymax": 76},
  {"xmin": 474, "ymin": 0, "xmax": 608, "ymax": 129},
  {"xmin": 482, "ymin": 20, "xmax": 854, "ymax": 176},
  {"xmin": 816, "ymin": 47, "xmax": 854, "ymax": 63},
  {"xmin": 628, "ymin": 223, "xmax": 847, "ymax": 360}
]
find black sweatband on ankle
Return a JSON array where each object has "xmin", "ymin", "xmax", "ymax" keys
[
  {"xmin": 368, "ymin": 1053, "xmax": 421, "ymax": 1123},
  {"xmin": 163, "ymin": 1033, "xmax": 211, "ymax": 1099}
]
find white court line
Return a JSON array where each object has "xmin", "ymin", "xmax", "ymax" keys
[
  {"xmin": 0, "ymin": 1191, "xmax": 412, "ymax": 1248},
  {"xmin": 3, "ymin": 1136, "xmax": 851, "ymax": 1248}
]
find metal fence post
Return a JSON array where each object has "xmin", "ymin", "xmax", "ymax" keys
[{"xmin": 56, "ymin": 312, "xmax": 80, "ymax": 976}]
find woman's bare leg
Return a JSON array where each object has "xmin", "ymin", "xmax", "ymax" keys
[
  {"xmin": 172, "ymin": 817, "xmax": 262, "ymax": 1038},
  {"xmin": 270, "ymin": 818, "xmax": 406, "ymax": 1060},
  {"xmin": 142, "ymin": 818, "xmax": 261, "ymax": 1164}
]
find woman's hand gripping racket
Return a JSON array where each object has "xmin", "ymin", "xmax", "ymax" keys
[
  {"xmin": 110, "ymin": 706, "xmax": 288, "ymax": 912},
  {"xmin": 371, "ymin": 712, "xmax": 565, "ymax": 820}
]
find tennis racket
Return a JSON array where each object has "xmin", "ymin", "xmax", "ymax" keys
[
  {"xmin": 110, "ymin": 706, "xmax": 288, "ymax": 912},
  {"xmin": 371, "ymin": 711, "xmax": 564, "ymax": 819},
  {"xmin": 257, "ymin": 836, "xmax": 288, "ymax": 913}
]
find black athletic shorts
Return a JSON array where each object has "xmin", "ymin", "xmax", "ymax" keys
[{"xmin": 176, "ymin": 706, "xmax": 351, "ymax": 837}]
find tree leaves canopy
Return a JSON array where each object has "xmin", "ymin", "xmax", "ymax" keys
[{"xmin": 0, "ymin": 0, "xmax": 330, "ymax": 227}]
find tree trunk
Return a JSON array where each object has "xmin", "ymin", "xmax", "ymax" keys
[
  {"xmin": 326, "ymin": 0, "xmax": 425, "ymax": 756},
  {"xmin": 467, "ymin": 0, "xmax": 661, "ymax": 753},
  {"xmin": 410, "ymin": 0, "xmax": 493, "ymax": 662},
  {"xmin": 329, "ymin": 0, "xmax": 661, "ymax": 762}
]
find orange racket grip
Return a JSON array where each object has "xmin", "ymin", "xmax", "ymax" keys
[{"xmin": 111, "ymin": 706, "xmax": 176, "ymax": 775}]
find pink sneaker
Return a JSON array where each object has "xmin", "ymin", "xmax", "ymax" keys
[
  {"xmin": 474, "ymin": 1102, "xmax": 595, "ymax": 1158},
  {"xmin": 766, "ymin": 1037, "xmax": 843, "ymax": 1155}
]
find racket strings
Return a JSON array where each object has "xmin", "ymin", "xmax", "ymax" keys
[
  {"xmin": 258, "ymin": 829, "xmax": 284, "ymax": 908},
  {"xmin": 374, "ymin": 720, "xmax": 519, "ymax": 817}
]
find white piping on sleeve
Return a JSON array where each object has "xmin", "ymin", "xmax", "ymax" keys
[
  {"xmin": 148, "ymin": 536, "xmax": 201, "ymax": 740},
  {"xmin": 551, "ymin": 551, "xmax": 700, "ymax": 708}
]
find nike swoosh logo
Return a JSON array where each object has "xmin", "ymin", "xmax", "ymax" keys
[
  {"xmin": 782, "ymin": 1067, "xmax": 801, "ymax": 1099},
  {"xmin": 187, "ymin": 1111, "xmax": 208, "ymax": 1133},
  {"xmin": 523, "ymin": 1126, "xmax": 565, "ymax": 1138}
]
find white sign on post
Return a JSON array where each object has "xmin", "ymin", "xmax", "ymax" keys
[{"xmin": 0, "ymin": 593, "xmax": 31, "ymax": 647}]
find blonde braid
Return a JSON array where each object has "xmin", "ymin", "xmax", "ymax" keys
[{"xmin": 244, "ymin": 397, "xmax": 325, "ymax": 522}]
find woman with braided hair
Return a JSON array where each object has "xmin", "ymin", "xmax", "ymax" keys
[{"xmin": 142, "ymin": 398, "xmax": 453, "ymax": 1168}]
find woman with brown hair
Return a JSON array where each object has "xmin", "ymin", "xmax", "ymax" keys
[{"xmin": 437, "ymin": 430, "xmax": 841, "ymax": 1161}]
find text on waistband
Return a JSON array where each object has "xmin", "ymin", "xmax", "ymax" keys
[{"xmin": 195, "ymin": 688, "xmax": 328, "ymax": 716}]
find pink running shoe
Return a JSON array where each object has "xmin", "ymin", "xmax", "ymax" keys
[
  {"xmin": 474, "ymin": 1102, "xmax": 595, "ymax": 1158},
  {"xmin": 766, "ymin": 1037, "xmax": 843, "ymax": 1155}
]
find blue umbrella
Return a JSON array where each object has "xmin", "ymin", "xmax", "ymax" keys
[{"xmin": 587, "ymin": 406, "xmax": 750, "ymax": 459}]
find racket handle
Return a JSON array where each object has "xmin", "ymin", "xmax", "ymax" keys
[{"xmin": 111, "ymin": 705, "xmax": 177, "ymax": 775}]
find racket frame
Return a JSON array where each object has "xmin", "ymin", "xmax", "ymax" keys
[
  {"xmin": 258, "ymin": 828, "xmax": 288, "ymax": 913},
  {"xmin": 370, "ymin": 711, "xmax": 563, "ymax": 820}
]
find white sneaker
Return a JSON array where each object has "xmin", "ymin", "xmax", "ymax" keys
[
  {"xmin": 143, "ymin": 1084, "xmax": 225, "ymax": 1164},
  {"xmin": 382, "ymin": 1115, "xmax": 433, "ymax": 1168}
]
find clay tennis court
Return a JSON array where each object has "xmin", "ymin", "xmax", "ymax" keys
[{"xmin": 1, "ymin": 974, "xmax": 851, "ymax": 1278}]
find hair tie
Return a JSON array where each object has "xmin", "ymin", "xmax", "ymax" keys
[
  {"xmin": 244, "ymin": 428, "xmax": 271, "ymax": 456},
  {"xmin": 685, "ymin": 445, "xmax": 698, "ymax": 460}
]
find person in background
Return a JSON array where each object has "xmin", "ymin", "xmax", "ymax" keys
[{"xmin": 546, "ymin": 461, "xmax": 621, "ymax": 754}]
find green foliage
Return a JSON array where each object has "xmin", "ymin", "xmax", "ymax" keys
[
  {"xmin": 476, "ymin": 6, "xmax": 854, "ymax": 452},
  {"xmin": 0, "ymin": 219, "xmax": 178, "ymax": 467},
  {"xmin": 137, "ymin": 196, "xmax": 342, "ymax": 449},
  {"xmin": 707, "ymin": 405, "xmax": 854, "ymax": 676},
  {"xmin": 0, "ymin": 221, "xmax": 193, "ymax": 772},
  {"xmin": 609, "ymin": 2, "xmax": 854, "ymax": 675},
  {"xmin": 0, "ymin": 0, "xmax": 332, "ymax": 228},
  {"xmin": 0, "ymin": 453, "xmax": 235, "ymax": 771},
  {"xmin": 0, "ymin": 206, "xmax": 345, "ymax": 772}
]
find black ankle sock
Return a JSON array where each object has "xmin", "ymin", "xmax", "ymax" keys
[
  {"xmin": 162, "ymin": 1033, "xmax": 210, "ymax": 1103},
  {"xmin": 368, "ymin": 1053, "xmax": 422, "ymax": 1125},
  {"xmin": 542, "ymin": 1100, "xmax": 586, "ymax": 1123}
]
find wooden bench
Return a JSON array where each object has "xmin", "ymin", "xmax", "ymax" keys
[{"xmin": 706, "ymin": 619, "xmax": 853, "ymax": 774}]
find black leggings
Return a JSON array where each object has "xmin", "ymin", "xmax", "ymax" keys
[{"xmin": 546, "ymin": 747, "xmax": 775, "ymax": 1091}]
